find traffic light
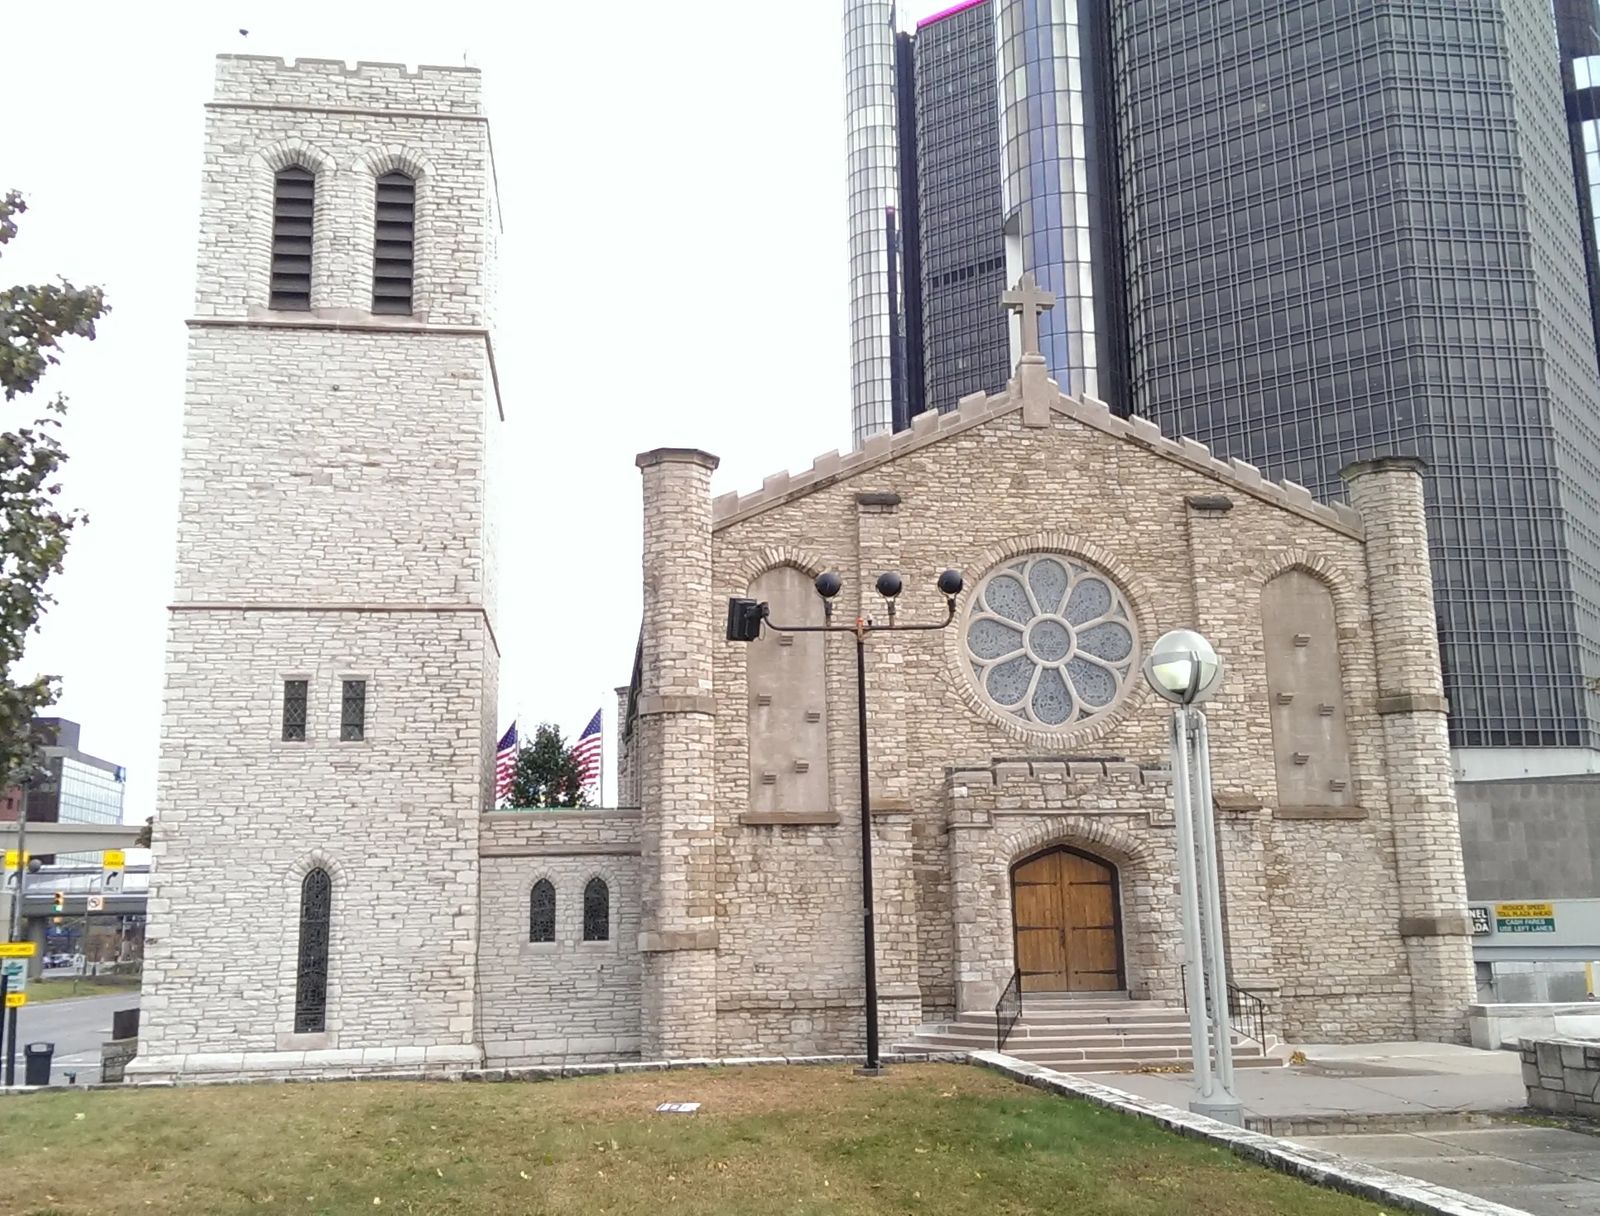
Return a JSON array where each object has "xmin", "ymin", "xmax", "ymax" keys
[{"xmin": 51, "ymin": 890, "xmax": 64, "ymax": 913}]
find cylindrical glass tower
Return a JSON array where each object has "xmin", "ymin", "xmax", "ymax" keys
[
  {"xmin": 995, "ymin": 0, "xmax": 1102, "ymax": 400},
  {"xmin": 843, "ymin": 0, "xmax": 905, "ymax": 445}
]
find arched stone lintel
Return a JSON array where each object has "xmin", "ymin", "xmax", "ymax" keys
[
  {"xmin": 738, "ymin": 545, "xmax": 829, "ymax": 588},
  {"xmin": 996, "ymin": 814, "xmax": 1157, "ymax": 872}
]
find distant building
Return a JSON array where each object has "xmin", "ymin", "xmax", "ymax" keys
[{"xmin": 0, "ymin": 717, "xmax": 125, "ymax": 826}]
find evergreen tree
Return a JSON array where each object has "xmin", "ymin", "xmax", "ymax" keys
[
  {"xmin": 509, "ymin": 722, "xmax": 587, "ymax": 808},
  {"xmin": 0, "ymin": 190, "xmax": 108, "ymax": 786}
]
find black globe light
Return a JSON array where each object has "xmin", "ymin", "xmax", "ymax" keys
[{"xmin": 717, "ymin": 561, "xmax": 964, "ymax": 1075}]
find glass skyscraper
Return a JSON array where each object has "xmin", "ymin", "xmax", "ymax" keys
[
  {"xmin": 842, "ymin": 0, "xmax": 1130, "ymax": 445},
  {"xmin": 1559, "ymin": 1, "xmax": 1600, "ymax": 375},
  {"xmin": 1117, "ymin": 0, "xmax": 1600, "ymax": 770}
]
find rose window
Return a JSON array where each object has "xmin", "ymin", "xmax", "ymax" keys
[{"xmin": 963, "ymin": 554, "xmax": 1139, "ymax": 730}]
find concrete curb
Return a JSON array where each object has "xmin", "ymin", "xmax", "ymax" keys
[{"xmin": 969, "ymin": 1051, "xmax": 1531, "ymax": 1216}]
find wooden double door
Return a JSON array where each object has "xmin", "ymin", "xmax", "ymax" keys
[{"xmin": 1012, "ymin": 847, "xmax": 1124, "ymax": 993}]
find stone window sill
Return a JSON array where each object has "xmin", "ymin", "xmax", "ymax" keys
[
  {"xmin": 1273, "ymin": 805, "xmax": 1368, "ymax": 821},
  {"xmin": 739, "ymin": 810, "xmax": 841, "ymax": 826}
]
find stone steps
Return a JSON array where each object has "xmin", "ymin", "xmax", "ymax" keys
[{"xmin": 896, "ymin": 997, "xmax": 1288, "ymax": 1072}]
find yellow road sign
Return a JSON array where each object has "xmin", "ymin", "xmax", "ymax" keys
[
  {"xmin": 3, "ymin": 850, "xmax": 27, "ymax": 871},
  {"xmin": 4, "ymin": 992, "xmax": 25, "ymax": 1008},
  {"xmin": 103, "ymin": 849, "xmax": 126, "ymax": 869},
  {"xmin": 0, "ymin": 942, "xmax": 36, "ymax": 959}
]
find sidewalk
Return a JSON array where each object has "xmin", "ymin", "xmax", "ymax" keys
[
  {"xmin": 1092, "ymin": 1043, "xmax": 1599, "ymax": 1216},
  {"xmin": 1099, "ymin": 1042, "xmax": 1527, "ymax": 1131}
]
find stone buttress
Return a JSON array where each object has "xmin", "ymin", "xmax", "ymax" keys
[
  {"xmin": 635, "ymin": 448, "xmax": 721, "ymax": 1057},
  {"xmin": 1344, "ymin": 457, "xmax": 1475, "ymax": 1040}
]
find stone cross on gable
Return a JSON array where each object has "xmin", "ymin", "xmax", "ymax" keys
[{"xmin": 1003, "ymin": 272, "xmax": 1056, "ymax": 359}]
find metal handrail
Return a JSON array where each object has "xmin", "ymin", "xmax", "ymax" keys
[
  {"xmin": 995, "ymin": 969, "xmax": 1023, "ymax": 1052},
  {"xmin": 1179, "ymin": 965, "xmax": 1270, "ymax": 1046}
]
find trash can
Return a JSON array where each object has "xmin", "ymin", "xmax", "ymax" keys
[{"xmin": 24, "ymin": 1042, "xmax": 54, "ymax": 1087}]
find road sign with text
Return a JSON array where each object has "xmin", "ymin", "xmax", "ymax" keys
[
  {"xmin": 4, "ymin": 992, "xmax": 24, "ymax": 1008},
  {"xmin": 0, "ymin": 943, "xmax": 35, "ymax": 959},
  {"xmin": 0, "ymin": 958, "xmax": 26, "ymax": 993}
]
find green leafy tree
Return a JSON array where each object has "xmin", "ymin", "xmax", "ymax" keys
[
  {"xmin": 0, "ymin": 190, "xmax": 108, "ymax": 786},
  {"xmin": 509, "ymin": 723, "xmax": 587, "ymax": 808}
]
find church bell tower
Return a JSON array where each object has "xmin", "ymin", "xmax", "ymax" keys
[{"xmin": 132, "ymin": 55, "xmax": 501, "ymax": 1081}]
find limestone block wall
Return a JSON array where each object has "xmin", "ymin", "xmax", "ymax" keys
[
  {"xmin": 478, "ymin": 811, "xmax": 641, "ymax": 1065},
  {"xmin": 1520, "ymin": 1037, "xmax": 1600, "ymax": 1118},
  {"xmin": 173, "ymin": 329, "xmax": 494, "ymax": 607},
  {"xmin": 698, "ymin": 385, "xmax": 1464, "ymax": 1048},
  {"xmin": 136, "ymin": 613, "xmax": 490, "ymax": 1074}
]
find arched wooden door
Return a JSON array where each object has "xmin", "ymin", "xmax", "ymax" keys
[{"xmin": 1011, "ymin": 847, "xmax": 1124, "ymax": 992}]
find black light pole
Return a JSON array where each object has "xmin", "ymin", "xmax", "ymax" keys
[{"xmin": 727, "ymin": 567, "xmax": 963, "ymax": 1074}]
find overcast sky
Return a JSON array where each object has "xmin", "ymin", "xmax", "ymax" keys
[{"xmin": 1, "ymin": 1, "xmax": 955, "ymax": 820}]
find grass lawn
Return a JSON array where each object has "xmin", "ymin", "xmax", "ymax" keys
[
  {"xmin": 0, "ymin": 1063, "xmax": 1393, "ymax": 1216},
  {"xmin": 22, "ymin": 975, "xmax": 142, "ymax": 1004}
]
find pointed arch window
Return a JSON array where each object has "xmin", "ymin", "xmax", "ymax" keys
[
  {"xmin": 294, "ymin": 867, "xmax": 332, "ymax": 1033},
  {"xmin": 582, "ymin": 877, "xmax": 609, "ymax": 942},
  {"xmin": 270, "ymin": 165, "xmax": 315, "ymax": 310},
  {"xmin": 529, "ymin": 879, "xmax": 556, "ymax": 943},
  {"xmin": 372, "ymin": 171, "xmax": 415, "ymax": 315}
]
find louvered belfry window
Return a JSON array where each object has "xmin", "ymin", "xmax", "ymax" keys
[
  {"xmin": 294, "ymin": 868, "xmax": 332, "ymax": 1033},
  {"xmin": 372, "ymin": 171, "xmax": 416, "ymax": 314},
  {"xmin": 270, "ymin": 165, "xmax": 314, "ymax": 309}
]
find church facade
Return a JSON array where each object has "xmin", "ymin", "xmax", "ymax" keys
[{"xmin": 133, "ymin": 57, "xmax": 1475, "ymax": 1083}]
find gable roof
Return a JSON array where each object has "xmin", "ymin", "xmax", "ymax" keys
[{"xmin": 711, "ymin": 377, "xmax": 1363, "ymax": 539}]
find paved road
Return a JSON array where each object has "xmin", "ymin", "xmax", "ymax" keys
[
  {"xmin": 7, "ymin": 992, "xmax": 137, "ymax": 1085},
  {"xmin": 1294, "ymin": 1126, "xmax": 1600, "ymax": 1216}
]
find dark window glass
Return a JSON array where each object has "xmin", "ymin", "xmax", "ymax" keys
[
  {"xmin": 282, "ymin": 679, "xmax": 308, "ymax": 742},
  {"xmin": 294, "ymin": 868, "xmax": 331, "ymax": 1033},
  {"xmin": 341, "ymin": 680, "xmax": 366, "ymax": 742},
  {"xmin": 582, "ymin": 877, "xmax": 609, "ymax": 942},
  {"xmin": 529, "ymin": 879, "xmax": 555, "ymax": 943},
  {"xmin": 270, "ymin": 165, "xmax": 314, "ymax": 309},
  {"xmin": 372, "ymin": 171, "xmax": 415, "ymax": 315}
]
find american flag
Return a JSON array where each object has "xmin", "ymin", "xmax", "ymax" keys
[
  {"xmin": 572, "ymin": 709, "xmax": 603, "ymax": 795},
  {"xmin": 494, "ymin": 722, "xmax": 518, "ymax": 805}
]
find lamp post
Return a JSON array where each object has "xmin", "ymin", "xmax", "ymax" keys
[
  {"xmin": 727, "ymin": 567, "xmax": 963, "ymax": 1074},
  {"xmin": 1143, "ymin": 628, "xmax": 1243, "ymax": 1126}
]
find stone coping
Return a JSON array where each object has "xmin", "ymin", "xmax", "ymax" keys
[
  {"xmin": 710, "ymin": 384, "xmax": 1363, "ymax": 539},
  {"xmin": 1470, "ymin": 1002, "xmax": 1600, "ymax": 1016},
  {"xmin": 969, "ymin": 1052, "xmax": 1529, "ymax": 1216},
  {"xmin": 5, "ymin": 1052, "xmax": 965, "ymax": 1095}
]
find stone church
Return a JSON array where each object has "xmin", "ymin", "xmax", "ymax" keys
[{"xmin": 132, "ymin": 56, "xmax": 1475, "ymax": 1082}]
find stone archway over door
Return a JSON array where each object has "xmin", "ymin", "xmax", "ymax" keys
[{"xmin": 1012, "ymin": 847, "xmax": 1124, "ymax": 992}]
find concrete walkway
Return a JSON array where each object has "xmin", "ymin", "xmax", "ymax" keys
[
  {"xmin": 1099, "ymin": 1042, "xmax": 1528, "ymax": 1130},
  {"xmin": 1094, "ymin": 1042, "xmax": 1598, "ymax": 1216},
  {"xmin": 1292, "ymin": 1126, "xmax": 1600, "ymax": 1216}
]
